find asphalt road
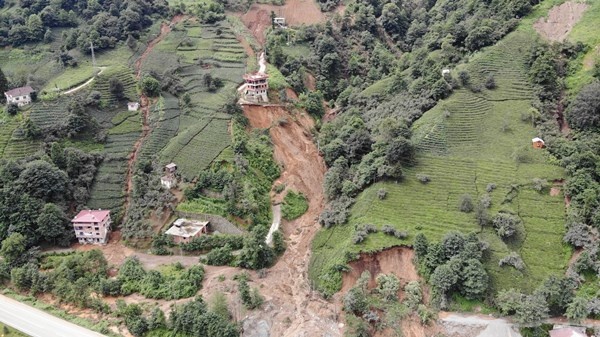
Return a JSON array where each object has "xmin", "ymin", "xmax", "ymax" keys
[{"xmin": 0, "ymin": 294, "xmax": 106, "ymax": 337}]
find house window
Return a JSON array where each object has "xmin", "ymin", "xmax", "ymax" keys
[
  {"xmin": 95, "ymin": 227, "xmax": 99, "ymax": 231},
  {"xmin": 96, "ymin": 233, "xmax": 100, "ymax": 236},
  {"xmin": 79, "ymin": 232, "xmax": 84, "ymax": 235},
  {"xmin": 77, "ymin": 226, "xmax": 82, "ymax": 230}
]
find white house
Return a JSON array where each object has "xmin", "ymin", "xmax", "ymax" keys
[
  {"xmin": 161, "ymin": 175, "xmax": 177, "ymax": 189},
  {"xmin": 128, "ymin": 102, "xmax": 140, "ymax": 111},
  {"xmin": 71, "ymin": 209, "xmax": 111, "ymax": 245},
  {"xmin": 4, "ymin": 86, "xmax": 35, "ymax": 107}
]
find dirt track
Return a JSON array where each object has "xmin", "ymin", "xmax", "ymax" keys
[
  {"xmin": 533, "ymin": 1, "xmax": 588, "ymax": 42},
  {"xmin": 239, "ymin": 0, "xmax": 325, "ymax": 45}
]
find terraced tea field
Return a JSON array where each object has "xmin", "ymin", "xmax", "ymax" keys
[{"xmin": 311, "ymin": 31, "xmax": 568, "ymax": 294}]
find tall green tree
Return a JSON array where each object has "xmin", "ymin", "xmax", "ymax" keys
[
  {"xmin": 0, "ymin": 67, "xmax": 7, "ymax": 103},
  {"xmin": 36, "ymin": 203, "xmax": 72, "ymax": 246}
]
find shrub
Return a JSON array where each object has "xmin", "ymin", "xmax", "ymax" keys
[
  {"xmin": 377, "ymin": 188, "xmax": 387, "ymax": 200},
  {"xmin": 479, "ymin": 194, "xmax": 492, "ymax": 209},
  {"xmin": 282, "ymin": 191, "xmax": 309, "ymax": 220},
  {"xmin": 486, "ymin": 183, "xmax": 496, "ymax": 192},
  {"xmin": 458, "ymin": 194, "xmax": 474, "ymax": 213},
  {"xmin": 353, "ymin": 230, "xmax": 368, "ymax": 244},
  {"xmin": 140, "ymin": 75, "xmax": 160, "ymax": 97},
  {"xmin": 532, "ymin": 178, "xmax": 549, "ymax": 192},
  {"xmin": 376, "ymin": 274, "xmax": 400, "ymax": 301},
  {"xmin": 492, "ymin": 212, "xmax": 520, "ymax": 239},
  {"xmin": 484, "ymin": 75, "xmax": 496, "ymax": 89},
  {"xmin": 499, "ymin": 252, "xmax": 525, "ymax": 270},
  {"xmin": 6, "ymin": 103, "xmax": 18, "ymax": 116},
  {"xmin": 458, "ymin": 70, "xmax": 470, "ymax": 86},
  {"xmin": 382, "ymin": 225, "xmax": 408, "ymax": 239},
  {"xmin": 206, "ymin": 244, "xmax": 234, "ymax": 266},
  {"xmin": 567, "ymin": 81, "xmax": 600, "ymax": 130},
  {"xmin": 416, "ymin": 173, "xmax": 430, "ymax": 183},
  {"xmin": 564, "ymin": 222, "xmax": 593, "ymax": 248},
  {"xmin": 363, "ymin": 224, "xmax": 378, "ymax": 233},
  {"xmin": 404, "ymin": 281, "xmax": 422, "ymax": 310}
]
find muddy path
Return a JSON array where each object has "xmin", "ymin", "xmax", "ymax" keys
[{"xmin": 233, "ymin": 106, "xmax": 341, "ymax": 336}]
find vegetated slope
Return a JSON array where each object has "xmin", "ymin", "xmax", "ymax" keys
[
  {"xmin": 144, "ymin": 18, "xmax": 246, "ymax": 179},
  {"xmin": 311, "ymin": 30, "xmax": 568, "ymax": 294}
]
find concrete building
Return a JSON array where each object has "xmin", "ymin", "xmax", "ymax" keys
[
  {"xmin": 165, "ymin": 163, "xmax": 177, "ymax": 174},
  {"xmin": 128, "ymin": 102, "xmax": 140, "ymax": 111},
  {"xmin": 165, "ymin": 218, "xmax": 209, "ymax": 244},
  {"xmin": 241, "ymin": 72, "xmax": 269, "ymax": 103},
  {"xmin": 4, "ymin": 86, "xmax": 35, "ymax": 107},
  {"xmin": 161, "ymin": 175, "xmax": 177, "ymax": 189},
  {"xmin": 71, "ymin": 209, "xmax": 111, "ymax": 245}
]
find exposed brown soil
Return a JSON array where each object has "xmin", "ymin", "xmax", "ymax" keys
[
  {"xmin": 238, "ymin": 0, "xmax": 325, "ymax": 45},
  {"xmin": 550, "ymin": 186, "xmax": 561, "ymax": 196},
  {"xmin": 341, "ymin": 247, "xmax": 419, "ymax": 293},
  {"xmin": 534, "ymin": 1, "xmax": 588, "ymax": 42},
  {"xmin": 205, "ymin": 105, "xmax": 340, "ymax": 336}
]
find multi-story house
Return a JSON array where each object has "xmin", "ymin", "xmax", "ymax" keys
[{"xmin": 71, "ymin": 209, "xmax": 111, "ymax": 245}]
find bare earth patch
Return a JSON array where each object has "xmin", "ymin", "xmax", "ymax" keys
[
  {"xmin": 533, "ymin": 1, "xmax": 588, "ymax": 42},
  {"xmin": 238, "ymin": 0, "xmax": 325, "ymax": 45}
]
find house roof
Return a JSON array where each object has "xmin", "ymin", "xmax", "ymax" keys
[
  {"xmin": 532, "ymin": 137, "xmax": 545, "ymax": 143},
  {"xmin": 165, "ymin": 219, "xmax": 209, "ymax": 238},
  {"xmin": 243, "ymin": 72, "xmax": 268, "ymax": 81},
  {"xmin": 72, "ymin": 209, "xmax": 110, "ymax": 223},
  {"xmin": 165, "ymin": 163, "xmax": 177, "ymax": 169},
  {"xmin": 4, "ymin": 86, "xmax": 35, "ymax": 97},
  {"xmin": 549, "ymin": 327, "xmax": 586, "ymax": 337}
]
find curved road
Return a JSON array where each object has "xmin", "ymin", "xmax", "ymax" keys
[{"xmin": 0, "ymin": 294, "xmax": 105, "ymax": 337}]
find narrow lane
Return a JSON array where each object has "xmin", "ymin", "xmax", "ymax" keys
[{"xmin": 0, "ymin": 294, "xmax": 105, "ymax": 337}]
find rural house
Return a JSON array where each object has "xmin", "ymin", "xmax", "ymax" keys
[
  {"xmin": 161, "ymin": 175, "xmax": 177, "ymax": 189},
  {"xmin": 71, "ymin": 209, "xmax": 111, "ymax": 245},
  {"xmin": 240, "ymin": 72, "xmax": 269, "ymax": 103},
  {"xmin": 161, "ymin": 163, "xmax": 178, "ymax": 189},
  {"xmin": 532, "ymin": 137, "xmax": 545, "ymax": 149},
  {"xmin": 128, "ymin": 102, "xmax": 140, "ymax": 111},
  {"xmin": 4, "ymin": 86, "xmax": 35, "ymax": 107},
  {"xmin": 165, "ymin": 218, "xmax": 209, "ymax": 244}
]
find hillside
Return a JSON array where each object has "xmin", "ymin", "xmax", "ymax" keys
[{"xmin": 310, "ymin": 0, "xmax": 579, "ymax": 300}]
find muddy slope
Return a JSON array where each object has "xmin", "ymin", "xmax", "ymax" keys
[
  {"xmin": 534, "ymin": 1, "xmax": 588, "ymax": 42},
  {"xmin": 240, "ymin": 105, "xmax": 341, "ymax": 336}
]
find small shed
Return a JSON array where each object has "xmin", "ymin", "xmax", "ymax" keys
[
  {"xmin": 549, "ymin": 326, "xmax": 586, "ymax": 337},
  {"xmin": 442, "ymin": 68, "xmax": 451, "ymax": 76},
  {"xmin": 274, "ymin": 17, "xmax": 286, "ymax": 27},
  {"xmin": 532, "ymin": 137, "xmax": 545, "ymax": 149},
  {"xmin": 161, "ymin": 175, "xmax": 177, "ymax": 189},
  {"xmin": 165, "ymin": 163, "xmax": 177, "ymax": 174},
  {"xmin": 128, "ymin": 102, "xmax": 140, "ymax": 111},
  {"xmin": 165, "ymin": 219, "xmax": 209, "ymax": 244}
]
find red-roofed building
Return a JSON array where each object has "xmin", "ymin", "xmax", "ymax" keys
[
  {"xmin": 4, "ymin": 86, "xmax": 35, "ymax": 107},
  {"xmin": 71, "ymin": 209, "xmax": 111, "ymax": 245}
]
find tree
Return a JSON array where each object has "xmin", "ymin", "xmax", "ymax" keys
[
  {"xmin": 566, "ymin": 296, "xmax": 589, "ymax": 323},
  {"xmin": 385, "ymin": 136, "xmax": 414, "ymax": 164},
  {"xmin": 458, "ymin": 194, "xmax": 474, "ymax": 213},
  {"xmin": 430, "ymin": 264, "xmax": 458, "ymax": 293},
  {"xmin": 492, "ymin": 212, "xmax": 520, "ymax": 239},
  {"xmin": 376, "ymin": 274, "xmax": 400, "ymax": 301},
  {"xmin": 461, "ymin": 259, "xmax": 488, "ymax": 299},
  {"xmin": 414, "ymin": 233, "xmax": 429, "ymax": 259},
  {"xmin": 16, "ymin": 160, "xmax": 69, "ymax": 202},
  {"xmin": 515, "ymin": 294, "xmax": 549, "ymax": 325},
  {"xmin": 36, "ymin": 203, "xmax": 72, "ymax": 246},
  {"xmin": 496, "ymin": 288, "xmax": 523, "ymax": 315},
  {"xmin": 272, "ymin": 230, "xmax": 286, "ymax": 255},
  {"xmin": 404, "ymin": 281, "xmax": 422, "ymax": 310},
  {"xmin": 1, "ymin": 233, "xmax": 28, "ymax": 267},
  {"xmin": 567, "ymin": 81, "xmax": 600, "ymax": 130},
  {"xmin": 140, "ymin": 75, "xmax": 160, "ymax": 97},
  {"xmin": 109, "ymin": 76, "xmax": 124, "ymax": 99},
  {"xmin": 6, "ymin": 103, "xmax": 18, "ymax": 116},
  {"xmin": 0, "ymin": 68, "xmax": 7, "ymax": 103},
  {"xmin": 238, "ymin": 225, "xmax": 275, "ymax": 269}
]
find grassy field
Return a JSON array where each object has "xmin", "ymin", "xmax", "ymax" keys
[{"xmin": 310, "ymin": 27, "xmax": 569, "ymax": 295}]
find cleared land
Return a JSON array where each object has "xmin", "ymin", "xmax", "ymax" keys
[{"xmin": 310, "ymin": 30, "xmax": 568, "ymax": 294}]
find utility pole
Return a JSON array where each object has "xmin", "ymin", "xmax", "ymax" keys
[{"xmin": 90, "ymin": 42, "xmax": 96, "ymax": 68}]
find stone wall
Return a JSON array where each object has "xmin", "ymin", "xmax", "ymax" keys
[{"xmin": 176, "ymin": 211, "xmax": 245, "ymax": 235}]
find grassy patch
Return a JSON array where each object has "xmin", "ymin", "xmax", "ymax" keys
[
  {"xmin": 177, "ymin": 196, "xmax": 228, "ymax": 217},
  {"xmin": 0, "ymin": 322, "xmax": 28, "ymax": 336},
  {"xmin": 42, "ymin": 65, "xmax": 98, "ymax": 92},
  {"xmin": 281, "ymin": 190, "xmax": 308, "ymax": 220},
  {"xmin": 267, "ymin": 64, "xmax": 289, "ymax": 91}
]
